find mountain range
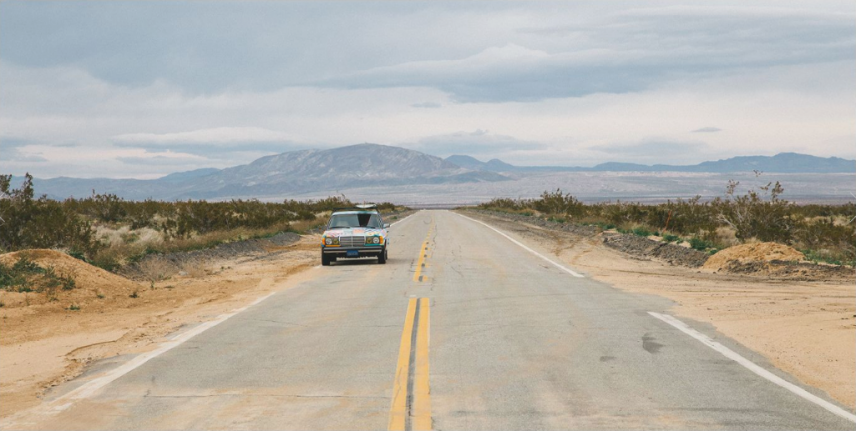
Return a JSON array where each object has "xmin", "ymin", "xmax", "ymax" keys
[
  {"xmin": 26, "ymin": 144, "xmax": 854, "ymax": 200},
  {"xmin": 446, "ymin": 152, "xmax": 855, "ymax": 174}
]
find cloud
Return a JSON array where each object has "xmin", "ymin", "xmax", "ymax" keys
[
  {"xmin": 411, "ymin": 102, "xmax": 442, "ymax": 108},
  {"xmin": 692, "ymin": 127, "xmax": 722, "ymax": 133},
  {"xmin": 1, "ymin": 2, "xmax": 855, "ymax": 177},
  {"xmin": 409, "ymin": 129, "xmax": 546, "ymax": 156},
  {"xmin": 590, "ymin": 140, "xmax": 711, "ymax": 163},
  {"xmin": 5, "ymin": 2, "xmax": 851, "ymax": 103},
  {"xmin": 0, "ymin": 147, "xmax": 48, "ymax": 163},
  {"xmin": 113, "ymin": 127, "xmax": 294, "ymax": 145},
  {"xmin": 117, "ymin": 155, "xmax": 207, "ymax": 166},
  {"xmin": 318, "ymin": 6, "xmax": 855, "ymax": 101}
]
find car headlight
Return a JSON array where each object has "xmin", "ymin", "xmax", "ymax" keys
[
  {"xmin": 373, "ymin": 236, "xmax": 380, "ymax": 244},
  {"xmin": 325, "ymin": 237, "xmax": 333, "ymax": 245}
]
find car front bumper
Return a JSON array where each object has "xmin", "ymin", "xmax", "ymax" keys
[{"xmin": 322, "ymin": 246, "xmax": 384, "ymax": 257}]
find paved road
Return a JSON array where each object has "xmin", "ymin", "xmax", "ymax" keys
[{"xmin": 10, "ymin": 210, "xmax": 855, "ymax": 430}]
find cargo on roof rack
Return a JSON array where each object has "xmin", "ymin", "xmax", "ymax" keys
[{"xmin": 332, "ymin": 204, "xmax": 378, "ymax": 212}]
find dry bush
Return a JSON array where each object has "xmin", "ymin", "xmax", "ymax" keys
[
  {"xmin": 135, "ymin": 256, "xmax": 178, "ymax": 282},
  {"xmin": 714, "ymin": 226, "xmax": 740, "ymax": 248},
  {"xmin": 180, "ymin": 258, "xmax": 209, "ymax": 278}
]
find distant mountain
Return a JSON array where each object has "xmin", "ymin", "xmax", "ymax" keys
[
  {"xmin": 446, "ymin": 155, "xmax": 517, "ymax": 172},
  {"xmin": 445, "ymin": 155, "xmax": 486, "ymax": 170},
  {"xmin": 159, "ymin": 168, "xmax": 220, "ymax": 182},
  {"xmin": 445, "ymin": 152, "xmax": 855, "ymax": 174},
  {"xmin": 33, "ymin": 144, "xmax": 509, "ymax": 200},
  {"xmin": 27, "ymin": 146, "xmax": 854, "ymax": 200},
  {"xmin": 689, "ymin": 153, "xmax": 855, "ymax": 173}
]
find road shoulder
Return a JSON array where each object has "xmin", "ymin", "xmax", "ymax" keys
[
  {"xmin": 457, "ymin": 210, "xmax": 856, "ymax": 409},
  {"xmin": 0, "ymin": 235, "xmax": 320, "ymax": 420}
]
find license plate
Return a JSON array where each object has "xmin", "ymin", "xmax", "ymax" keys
[{"xmin": 346, "ymin": 250, "xmax": 359, "ymax": 257}]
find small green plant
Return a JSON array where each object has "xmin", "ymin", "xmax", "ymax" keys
[
  {"xmin": 129, "ymin": 290, "xmax": 139, "ymax": 298},
  {"xmin": 96, "ymin": 292, "xmax": 105, "ymax": 299},
  {"xmin": 662, "ymin": 233, "xmax": 681, "ymax": 243},
  {"xmin": 632, "ymin": 227, "xmax": 653, "ymax": 237},
  {"xmin": 689, "ymin": 237, "xmax": 714, "ymax": 251},
  {"xmin": 68, "ymin": 249, "xmax": 87, "ymax": 261},
  {"xmin": 68, "ymin": 304, "xmax": 81, "ymax": 311},
  {"xmin": 60, "ymin": 274, "xmax": 76, "ymax": 290}
]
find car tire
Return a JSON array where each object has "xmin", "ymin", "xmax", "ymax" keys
[
  {"xmin": 321, "ymin": 254, "xmax": 331, "ymax": 266},
  {"xmin": 377, "ymin": 248, "xmax": 387, "ymax": 264}
]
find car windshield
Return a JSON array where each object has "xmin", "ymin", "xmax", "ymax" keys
[{"xmin": 328, "ymin": 213, "xmax": 382, "ymax": 229}]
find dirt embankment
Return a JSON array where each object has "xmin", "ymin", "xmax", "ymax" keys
[
  {"xmin": 601, "ymin": 233, "xmax": 709, "ymax": 267},
  {"xmin": 461, "ymin": 209, "xmax": 856, "ymax": 409},
  {"xmin": 0, "ymin": 234, "xmax": 319, "ymax": 419},
  {"xmin": 703, "ymin": 242, "xmax": 854, "ymax": 280},
  {"xmin": 470, "ymin": 209, "xmax": 854, "ymax": 281}
]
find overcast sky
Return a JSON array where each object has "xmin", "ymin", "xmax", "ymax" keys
[{"xmin": 1, "ymin": 1, "xmax": 854, "ymax": 179}]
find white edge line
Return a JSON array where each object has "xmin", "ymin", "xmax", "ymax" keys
[
  {"xmin": 455, "ymin": 212, "xmax": 584, "ymax": 278},
  {"xmin": 648, "ymin": 312, "xmax": 856, "ymax": 424},
  {"xmin": 389, "ymin": 210, "xmax": 419, "ymax": 227},
  {"xmin": 29, "ymin": 291, "xmax": 278, "ymax": 416}
]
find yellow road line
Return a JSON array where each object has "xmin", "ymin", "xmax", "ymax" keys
[
  {"xmin": 413, "ymin": 224, "xmax": 434, "ymax": 282},
  {"xmin": 413, "ymin": 241, "xmax": 428, "ymax": 282},
  {"xmin": 388, "ymin": 298, "xmax": 432, "ymax": 431},
  {"xmin": 413, "ymin": 299, "xmax": 431, "ymax": 431},
  {"xmin": 389, "ymin": 298, "xmax": 418, "ymax": 431}
]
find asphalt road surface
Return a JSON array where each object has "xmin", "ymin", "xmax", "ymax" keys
[{"xmin": 9, "ymin": 210, "xmax": 855, "ymax": 430}]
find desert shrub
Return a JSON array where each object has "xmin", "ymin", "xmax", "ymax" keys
[
  {"xmin": 631, "ymin": 226, "xmax": 653, "ymax": 237},
  {"xmin": 713, "ymin": 180, "xmax": 793, "ymax": 243},
  {"xmin": 532, "ymin": 189, "xmax": 585, "ymax": 218},
  {"xmin": 0, "ymin": 254, "xmax": 77, "ymax": 293},
  {"xmin": 136, "ymin": 256, "xmax": 178, "ymax": 282},
  {"xmin": 0, "ymin": 174, "xmax": 101, "ymax": 257},
  {"xmin": 662, "ymin": 233, "xmax": 681, "ymax": 243},
  {"xmin": 473, "ymin": 184, "xmax": 852, "ymax": 265},
  {"xmin": 477, "ymin": 197, "xmax": 529, "ymax": 212},
  {"xmin": 689, "ymin": 237, "xmax": 714, "ymax": 251},
  {"xmin": 793, "ymin": 217, "xmax": 855, "ymax": 266}
]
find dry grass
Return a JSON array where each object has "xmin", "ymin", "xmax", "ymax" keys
[
  {"xmin": 179, "ymin": 258, "xmax": 209, "ymax": 278},
  {"xmin": 135, "ymin": 256, "xmax": 178, "ymax": 282}
]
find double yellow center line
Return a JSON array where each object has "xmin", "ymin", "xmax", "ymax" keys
[{"xmin": 388, "ymin": 298, "xmax": 431, "ymax": 431}]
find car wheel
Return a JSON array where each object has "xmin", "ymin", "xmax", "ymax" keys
[
  {"xmin": 321, "ymin": 254, "xmax": 331, "ymax": 266},
  {"xmin": 377, "ymin": 248, "xmax": 387, "ymax": 264}
]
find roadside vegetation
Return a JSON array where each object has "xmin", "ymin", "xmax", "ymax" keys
[
  {"xmin": 0, "ymin": 253, "xmax": 76, "ymax": 298},
  {"xmin": 475, "ymin": 178, "xmax": 855, "ymax": 266},
  {"xmin": 0, "ymin": 173, "xmax": 406, "ymax": 272}
]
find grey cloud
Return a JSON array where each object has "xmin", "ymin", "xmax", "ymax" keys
[
  {"xmin": 0, "ymin": 146, "xmax": 48, "ymax": 163},
  {"xmin": 692, "ymin": 127, "xmax": 722, "ymax": 133},
  {"xmin": 1, "ymin": 138, "xmax": 33, "ymax": 149},
  {"xmin": 321, "ymin": 7, "xmax": 855, "ymax": 102},
  {"xmin": 3, "ymin": 2, "xmax": 852, "ymax": 102}
]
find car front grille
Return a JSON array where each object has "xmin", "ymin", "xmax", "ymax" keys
[{"xmin": 339, "ymin": 236, "xmax": 366, "ymax": 247}]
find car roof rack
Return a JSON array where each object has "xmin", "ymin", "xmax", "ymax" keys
[{"xmin": 332, "ymin": 204, "xmax": 378, "ymax": 212}]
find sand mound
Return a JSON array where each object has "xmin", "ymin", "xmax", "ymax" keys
[
  {"xmin": 703, "ymin": 242, "xmax": 805, "ymax": 272},
  {"xmin": 0, "ymin": 249, "xmax": 140, "ymax": 307}
]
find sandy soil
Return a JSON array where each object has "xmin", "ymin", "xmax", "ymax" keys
[
  {"xmin": 468, "ymin": 212, "xmax": 856, "ymax": 409},
  {"xmin": 0, "ymin": 236, "xmax": 320, "ymax": 419}
]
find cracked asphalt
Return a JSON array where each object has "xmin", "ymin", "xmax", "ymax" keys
[{"xmin": 14, "ymin": 210, "xmax": 855, "ymax": 430}]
